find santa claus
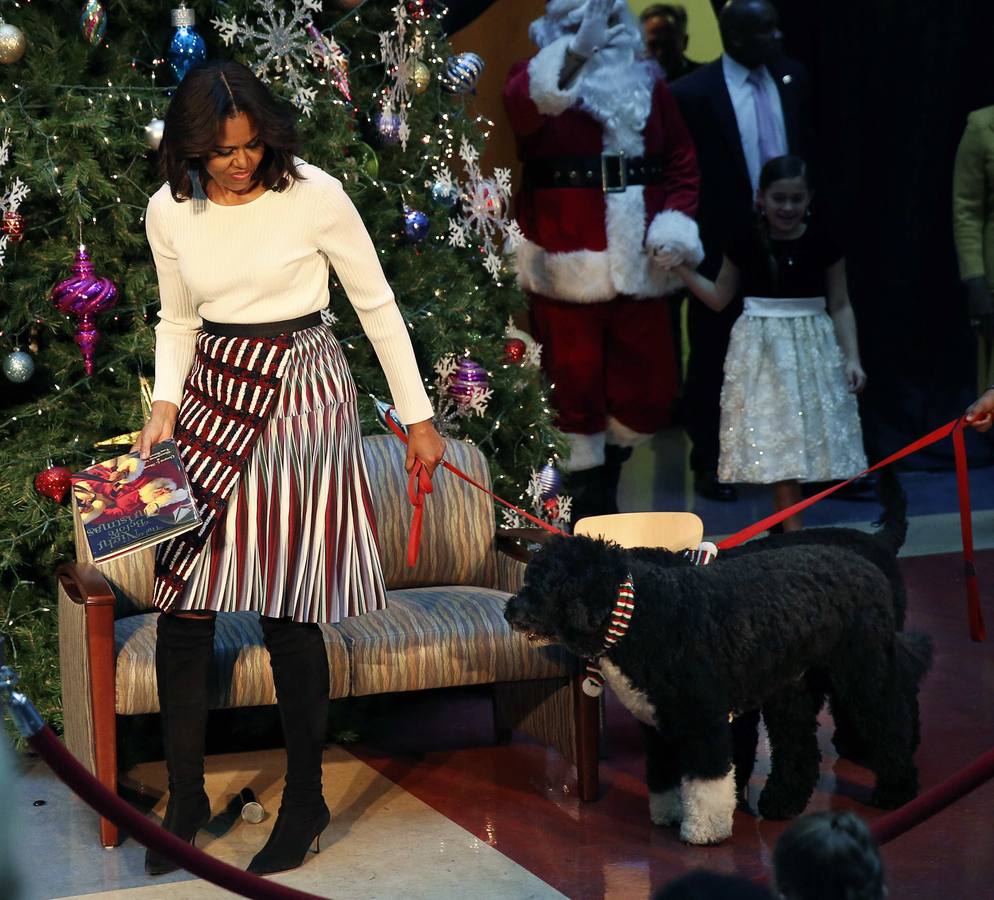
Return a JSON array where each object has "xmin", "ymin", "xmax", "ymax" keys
[{"xmin": 503, "ymin": 0, "xmax": 701, "ymax": 522}]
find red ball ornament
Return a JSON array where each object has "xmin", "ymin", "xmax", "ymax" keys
[
  {"xmin": 34, "ymin": 465, "xmax": 72, "ymax": 504},
  {"xmin": 504, "ymin": 337, "xmax": 526, "ymax": 364},
  {"xmin": 405, "ymin": 0, "xmax": 434, "ymax": 20},
  {"xmin": 2, "ymin": 210, "xmax": 25, "ymax": 243},
  {"xmin": 542, "ymin": 497, "xmax": 560, "ymax": 517}
]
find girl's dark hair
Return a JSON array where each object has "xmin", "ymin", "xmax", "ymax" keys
[
  {"xmin": 772, "ymin": 811, "xmax": 886, "ymax": 900},
  {"xmin": 756, "ymin": 153, "xmax": 811, "ymax": 289},
  {"xmin": 759, "ymin": 154, "xmax": 810, "ymax": 192},
  {"xmin": 158, "ymin": 60, "xmax": 301, "ymax": 202}
]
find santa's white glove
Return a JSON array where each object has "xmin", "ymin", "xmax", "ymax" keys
[
  {"xmin": 570, "ymin": 0, "xmax": 627, "ymax": 59},
  {"xmin": 649, "ymin": 244, "xmax": 685, "ymax": 269}
]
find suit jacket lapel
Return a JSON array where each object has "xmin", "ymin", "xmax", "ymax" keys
[{"xmin": 703, "ymin": 61, "xmax": 750, "ymax": 186}]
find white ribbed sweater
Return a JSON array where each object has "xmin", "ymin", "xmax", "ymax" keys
[{"xmin": 145, "ymin": 161, "xmax": 434, "ymax": 424}]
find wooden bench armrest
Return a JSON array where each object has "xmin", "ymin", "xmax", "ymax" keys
[
  {"xmin": 55, "ymin": 563, "xmax": 116, "ymax": 608},
  {"xmin": 495, "ymin": 527, "xmax": 552, "ymax": 564}
]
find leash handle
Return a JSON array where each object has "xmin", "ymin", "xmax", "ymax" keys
[
  {"xmin": 406, "ymin": 459, "xmax": 433, "ymax": 568},
  {"xmin": 383, "ymin": 408, "xmax": 568, "ymax": 568}
]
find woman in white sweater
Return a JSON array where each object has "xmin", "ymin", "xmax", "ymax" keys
[{"xmin": 133, "ymin": 61, "xmax": 445, "ymax": 877}]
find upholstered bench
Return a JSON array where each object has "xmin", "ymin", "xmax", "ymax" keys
[{"xmin": 56, "ymin": 435, "xmax": 598, "ymax": 847}]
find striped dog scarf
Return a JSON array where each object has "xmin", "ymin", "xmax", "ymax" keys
[{"xmin": 582, "ymin": 542, "xmax": 717, "ymax": 697}]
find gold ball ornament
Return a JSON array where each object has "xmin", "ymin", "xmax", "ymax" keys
[
  {"xmin": 0, "ymin": 21, "xmax": 27, "ymax": 64},
  {"xmin": 411, "ymin": 61, "xmax": 431, "ymax": 95}
]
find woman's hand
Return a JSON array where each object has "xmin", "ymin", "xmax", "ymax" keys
[
  {"xmin": 132, "ymin": 400, "xmax": 179, "ymax": 460},
  {"xmin": 844, "ymin": 359, "xmax": 866, "ymax": 394},
  {"xmin": 405, "ymin": 419, "xmax": 446, "ymax": 476},
  {"xmin": 965, "ymin": 388, "xmax": 994, "ymax": 432}
]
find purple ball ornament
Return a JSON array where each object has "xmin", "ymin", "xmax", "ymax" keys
[
  {"xmin": 446, "ymin": 358, "xmax": 489, "ymax": 407},
  {"xmin": 404, "ymin": 206, "xmax": 429, "ymax": 242},
  {"xmin": 537, "ymin": 461, "xmax": 561, "ymax": 500},
  {"xmin": 374, "ymin": 111, "xmax": 402, "ymax": 145},
  {"xmin": 49, "ymin": 244, "xmax": 119, "ymax": 375}
]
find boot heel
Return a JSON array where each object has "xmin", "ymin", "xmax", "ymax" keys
[{"xmin": 311, "ymin": 832, "xmax": 321, "ymax": 854}]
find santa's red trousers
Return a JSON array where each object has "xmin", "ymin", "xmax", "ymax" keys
[{"xmin": 528, "ymin": 292, "xmax": 678, "ymax": 443}]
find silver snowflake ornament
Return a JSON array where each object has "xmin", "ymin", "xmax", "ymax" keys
[
  {"xmin": 377, "ymin": 3, "xmax": 424, "ymax": 151},
  {"xmin": 212, "ymin": 0, "xmax": 324, "ymax": 114},
  {"xmin": 0, "ymin": 131, "xmax": 29, "ymax": 269},
  {"xmin": 445, "ymin": 136, "xmax": 523, "ymax": 281}
]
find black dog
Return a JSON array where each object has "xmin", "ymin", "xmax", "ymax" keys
[{"xmin": 505, "ymin": 535, "xmax": 932, "ymax": 845}]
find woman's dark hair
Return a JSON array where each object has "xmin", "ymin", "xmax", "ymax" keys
[
  {"xmin": 772, "ymin": 811, "xmax": 886, "ymax": 900},
  {"xmin": 755, "ymin": 154, "xmax": 811, "ymax": 289},
  {"xmin": 158, "ymin": 60, "xmax": 301, "ymax": 202}
]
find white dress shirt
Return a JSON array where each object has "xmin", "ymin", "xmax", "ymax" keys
[{"xmin": 722, "ymin": 53, "xmax": 788, "ymax": 191}]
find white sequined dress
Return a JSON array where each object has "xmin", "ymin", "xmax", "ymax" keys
[{"xmin": 717, "ymin": 226, "xmax": 867, "ymax": 485}]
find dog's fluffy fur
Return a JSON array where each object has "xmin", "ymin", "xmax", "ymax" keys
[
  {"xmin": 630, "ymin": 469, "xmax": 911, "ymax": 787},
  {"xmin": 505, "ymin": 536, "xmax": 932, "ymax": 845}
]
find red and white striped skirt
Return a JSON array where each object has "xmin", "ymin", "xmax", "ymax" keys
[{"xmin": 153, "ymin": 325, "xmax": 387, "ymax": 623}]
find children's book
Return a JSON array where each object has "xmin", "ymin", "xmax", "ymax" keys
[{"xmin": 70, "ymin": 439, "xmax": 201, "ymax": 563}]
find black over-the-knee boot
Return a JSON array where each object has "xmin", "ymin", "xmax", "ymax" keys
[
  {"xmin": 248, "ymin": 616, "xmax": 331, "ymax": 875},
  {"xmin": 145, "ymin": 613, "xmax": 215, "ymax": 876}
]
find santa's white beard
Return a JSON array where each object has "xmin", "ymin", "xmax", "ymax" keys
[{"xmin": 574, "ymin": 42, "xmax": 655, "ymax": 154}]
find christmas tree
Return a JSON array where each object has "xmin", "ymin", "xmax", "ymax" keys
[{"xmin": 0, "ymin": 0, "xmax": 564, "ymax": 732}]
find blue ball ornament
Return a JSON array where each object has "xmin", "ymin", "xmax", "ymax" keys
[
  {"xmin": 169, "ymin": 5, "xmax": 207, "ymax": 83},
  {"xmin": 443, "ymin": 52, "xmax": 484, "ymax": 93},
  {"xmin": 430, "ymin": 180, "xmax": 460, "ymax": 210},
  {"xmin": 404, "ymin": 207, "xmax": 430, "ymax": 242}
]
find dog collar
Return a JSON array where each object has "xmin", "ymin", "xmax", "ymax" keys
[
  {"xmin": 583, "ymin": 575, "xmax": 635, "ymax": 697},
  {"xmin": 582, "ymin": 545, "xmax": 719, "ymax": 698}
]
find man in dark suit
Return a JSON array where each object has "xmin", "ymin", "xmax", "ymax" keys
[{"xmin": 671, "ymin": 0, "xmax": 812, "ymax": 501}]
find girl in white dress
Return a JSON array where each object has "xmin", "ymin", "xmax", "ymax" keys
[{"xmin": 672, "ymin": 155, "xmax": 866, "ymax": 530}]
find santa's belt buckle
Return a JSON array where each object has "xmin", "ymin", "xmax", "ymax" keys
[{"xmin": 601, "ymin": 152, "xmax": 627, "ymax": 193}]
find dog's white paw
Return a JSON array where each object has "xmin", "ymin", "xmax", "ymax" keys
[
  {"xmin": 679, "ymin": 817, "xmax": 734, "ymax": 846},
  {"xmin": 649, "ymin": 788, "xmax": 683, "ymax": 826},
  {"xmin": 678, "ymin": 769, "xmax": 736, "ymax": 846}
]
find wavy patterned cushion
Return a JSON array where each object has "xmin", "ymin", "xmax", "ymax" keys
[
  {"xmin": 363, "ymin": 435, "xmax": 497, "ymax": 591},
  {"xmin": 335, "ymin": 586, "xmax": 578, "ymax": 696},
  {"xmin": 113, "ymin": 612, "xmax": 351, "ymax": 715}
]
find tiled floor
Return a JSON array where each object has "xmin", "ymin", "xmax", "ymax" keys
[{"xmin": 7, "ymin": 425, "xmax": 994, "ymax": 899}]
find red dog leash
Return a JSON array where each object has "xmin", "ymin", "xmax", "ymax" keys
[
  {"xmin": 383, "ymin": 413, "xmax": 568, "ymax": 568},
  {"xmin": 390, "ymin": 410, "xmax": 984, "ymax": 640}
]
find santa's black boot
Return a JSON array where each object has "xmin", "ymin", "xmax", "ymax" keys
[
  {"xmin": 602, "ymin": 444, "xmax": 633, "ymax": 515},
  {"xmin": 564, "ymin": 465, "xmax": 611, "ymax": 530}
]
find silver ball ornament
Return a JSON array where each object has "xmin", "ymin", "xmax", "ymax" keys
[
  {"xmin": 3, "ymin": 350, "xmax": 35, "ymax": 383},
  {"xmin": 0, "ymin": 22, "xmax": 27, "ymax": 64},
  {"xmin": 144, "ymin": 118, "xmax": 165, "ymax": 151}
]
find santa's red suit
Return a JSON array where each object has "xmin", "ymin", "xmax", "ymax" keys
[{"xmin": 504, "ymin": 30, "xmax": 702, "ymax": 476}]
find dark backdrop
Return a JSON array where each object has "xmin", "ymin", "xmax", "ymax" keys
[{"xmin": 775, "ymin": 0, "xmax": 994, "ymax": 465}]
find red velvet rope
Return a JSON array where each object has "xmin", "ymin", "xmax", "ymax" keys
[
  {"xmin": 27, "ymin": 725, "xmax": 328, "ymax": 900},
  {"xmin": 870, "ymin": 746, "xmax": 994, "ymax": 846}
]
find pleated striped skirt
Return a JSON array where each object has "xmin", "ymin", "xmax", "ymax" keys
[{"xmin": 153, "ymin": 325, "xmax": 387, "ymax": 623}]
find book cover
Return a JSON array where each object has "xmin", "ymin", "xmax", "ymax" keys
[{"xmin": 70, "ymin": 439, "xmax": 201, "ymax": 564}]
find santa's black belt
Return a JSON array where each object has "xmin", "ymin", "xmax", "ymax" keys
[
  {"xmin": 521, "ymin": 153, "xmax": 667, "ymax": 193},
  {"xmin": 200, "ymin": 311, "xmax": 324, "ymax": 337}
]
